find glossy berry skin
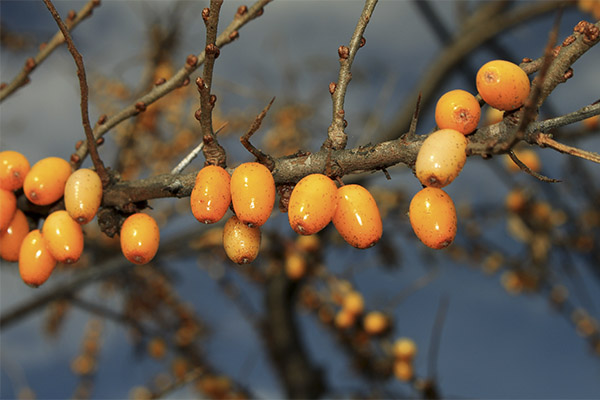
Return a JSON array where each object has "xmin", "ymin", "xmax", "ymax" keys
[
  {"xmin": 191, "ymin": 165, "xmax": 231, "ymax": 224},
  {"xmin": 332, "ymin": 185, "xmax": 382, "ymax": 249},
  {"xmin": 415, "ymin": 129, "xmax": 467, "ymax": 188},
  {"xmin": 120, "ymin": 213, "xmax": 160, "ymax": 265},
  {"xmin": 24, "ymin": 157, "xmax": 72, "ymax": 205},
  {"xmin": 19, "ymin": 229, "xmax": 57, "ymax": 287},
  {"xmin": 409, "ymin": 187, "xmax": 457, "ymax": 249},
  {"xmin": 0, "ymin": 209, "xmax": 30, "ymax": 262},
  {"xmin": 222, "ymin": 215, "xmax": 261, "ymax": 264},
  {"xmin": 0, "ymin": 188, "xmax": 17, "ymax": 232},
  {"xmin": 288, "ymin": 174, "xmax": 338, "ymax": 235},
  {"xmin": 64, "ymin": 168, "xmax": 103, "ymax": 225},
  {"xmin": 230, "ymin": 162, "xmax": 275, "ymax": 227},
  {"xmin": 476, "ymin": 60, "xmax": 530, "ymax": 111},
  {"xmin": 435, "ymin": 89, "xmax": 481, "ymax": 135},
  {"xmin": 0, "ymin": 150, "xmax": 30, "ymax": 191},
  {"xmin": 42, "ymin": 210, "xmax": 84, "ymax": 264}
]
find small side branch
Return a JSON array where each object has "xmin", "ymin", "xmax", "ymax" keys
[
  {"xmin": 508, "ymin": 150, "xmax": 561, "ymax": 182},
  {"xmin": 42, "ymin": 0, "xmax": 108, "ymax": 185},
  {"xmin": 241, "ymin": 98, "xmax": 276, "ymax": 170},
  {"xmin": 536, "ymin": 134, "xmax": 600, "ymax": 165}
]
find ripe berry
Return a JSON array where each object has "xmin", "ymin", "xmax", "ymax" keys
[
  {"xmin": 64, "ymin": 168, "xmax": 103, "ymax": 224},
  {"xmin": 335, "ymin": 308, "xmax": 356, "ymax": 329},
  {"xmin": 0, "ymin": 150, "xmax": 30, "ymax": 191},
  {"xmin": 190, "ymin": 165, "xmax": 231, "ymax": 224},
  {"xmin": 19, "ymin": 229, "xmax": 57, "ymax": 287},
  {"xmin": 222, "ymin": 215, "xmax": 261, "ymax": 264},
  {"xmin": 24, "ymin": 157, "xmax": 72, "ymax": 205},
  {"xmin": 288, "ymin": 174, "xmax": 337, "ymax": 235},
  {"xmin": 435, "ymin": 89, "xmax": 481, "ymax": 135},
  {"xmin": 120, "ymin": 213, "xmax": 160, "ymax": 264},
  {"xmin": 332, "ymin": 184, "xmax": 382, "ymax": 249},
  {"xmin": 393, "ymin": 360, "xmax": 414, "ymax": 382},
  {"xmin": 0, "ymin": 188, "xmax": 17, "ymax": 232},
  {"xmin": 415, "ymin": 129, "xmax": 467, "ymax": 188},
  {"xmin": 342, "ymin": 290, "xmax": 365, "ymax": 315},
  {"xmin": 0, "ymin": 209, "xmax": 30, "ymax": 262},
  {"xmin": 42, "ymin": 210, "xmax": 84, "ymax": 264},
  {"xmin": 230, "ymin": 162, "xmax": 275, "ymax": 227},
  {"xmin": 409, "ymin": 187, "xmax": 457, "ymax": 249},
  {"xmin": 285, "ymin": 251, "xmax": 307, "ymax": 280},
  {"xmin": 484, "ymin": 106, "xmax": 504, "ymax": 126},
  {"xmin": 476, "ymin": 60, "xmax": 530, "ymax": 111},
  {"xmin": 393, "ymin": 337, "xmax": 417, "ymax": 361},
  {"xmin": 363, "ymin": 311, "xmax": 388, "ymax": 335}
]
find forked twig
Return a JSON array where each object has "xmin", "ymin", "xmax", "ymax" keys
[{"xmin": 241, "ymin": 97, "xmax": 276, "ymax": 170}]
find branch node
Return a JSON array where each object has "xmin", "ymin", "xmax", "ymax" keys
[
  {"xmin": 338, "ymin": 45, "xmax": 350, "ymax": 60},
  {"xmin": 328, "ymin": 82, "xmax": 337, "ymax": 95}
]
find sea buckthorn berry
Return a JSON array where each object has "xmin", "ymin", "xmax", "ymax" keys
[
  {"xmin": 393, "ymin": 360, "xmax": 414, "ymax": 382},
  {"xmin": 435, "ymin": 89, "xmax": 481, "ymax": 135},
  {"xmin": 476, "ymin": 60, "xmax": 530, "ymax": 111},
  {"xmin": 19, "ymin": 229, "xmax": 57, "ymax": 287},
  {"xmin": 230, "ymin": 162, "xmax": 275, "ymax": 227},
  {"xmin": 415, "ymin": 129, "xmax": 467, "ymax": 188},
  {"xmin": 335, "ymin": 308, "xmax": 356, "ymax": 330},
  {"xmin": 409, "ymin": 187, "xmax": 457, "ymax": 249},
  {"xmin": 484, "ymin": 107, "xmax": 504, "ymax": 126},
  {"xmin": 332, "ymin": 184, "xmax": 382, "ymax": 249},
  {"xmin": 0, "ymin": 209, "xmax": 30, "ymax": 262},
  {"xmin": 363, "ymin": 311, "xmax": 388, "ymax": 335},
  {"xmin": 285, "ymin": 251, "xmax": 307, "ymax": 280},
  {"xmin": 0, "ymin": 188, "xmax": 17, "ymax": 232},
  {"xmin": 288, "ymin": 173, "xmax": 338, "ymax": 235},
  {"xmin": 0, "ymin": 150, "xmax": 30, "ymax": 191},
  {"xmin": 191, "ymin": 165, "xmax": 231, "ymax": 224},
  {"xmin": 343, "ymin": 291, "xmax": 365, "ymax": 316},
  {"xmin": 120, "ymin": 213, "xmax": 160, "ymax": 265},
  {"xmin": 504, "ymin": 148, "xmax": 541, "ymax": 173},
  {"xmin": 24, "ymin": 157, "xmax": 72, "ymax": 205},
  {"xmin": 393, "ymin": 337, "xmax": 417, "ymax": 361},
  {"xmin": 64, "ymin": 168, "xmax": 103, "ymax": 225},
  {"xmin": 42, "ymin": 210, "xmax": 84, "ymax": 264},
  {"xmin": 222, "ymin": 215, "xmax": 261, "ymax": 264}
]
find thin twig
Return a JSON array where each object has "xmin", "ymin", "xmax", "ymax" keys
[
  {"xmin": 427, "ymin": 295, "xmax": 449, "ymax": 380},
  {"xmin": 407, "ymin": 93, "xmax": 422, "ymax": 139},
  {"xmin": 42, "ymin": 0, "xmax": 109, "ymax": 185},
  {"xmin": 507, "ymin": 150, "xmax": 561, "ymax": 182},
  {"xmin": 240, "ymin": 97, "xmax": 276, "ymax": 170},
  {"xmin": 325, "ymin": 0, "xmax": 378, "ymax": 151},
  {"xmin": 536, "ymin": 135, "xmax": 600, "ymax": 165},
  {"xmin": 170, "ymin": 123, "xmax": 228, "ymax": 175},
  {"xmin": 533, "ymin": 102, "xmax": 600, "ymax": 132},
  {"xmin": 0, "ymin": 0, "xmax": 100, "ymax": 102}
]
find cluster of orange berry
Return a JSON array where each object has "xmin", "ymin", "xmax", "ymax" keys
[
  {"xmin": 0, "ymin": 151, "xmax": 161, "ymax": 287},
  {"xmin": 190, "ymin": 162, "xmax": 383, "ymax": 264},
  {"xmin": 409, "ymin": 59, "xmax": 530, "ymax": 249}
]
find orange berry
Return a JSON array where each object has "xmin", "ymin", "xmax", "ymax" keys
[
  {"xmin": 393, "ymin": 337, "xmax": 417, "ymax": 361},
  {"xmin": 415, "ymin": 129, "xmax": 467, "ymax": 188},
  {"xmin": 409, "ymin": 187, "xmax": 457, "ymax": 249},
  {"xmin": 23, "ymin": 157, "xmax": 72, "ymax": 205},
  {"xmin": 363, "ymin": 311, "xmax": 388, "ymax": 335},
  {"xmin": 332, "ymin": 184, "xmax": 382, "ymax": 249},
  {"xmin": 0, "ymin": 150, "xmax": 30, "ymax": 191},
  {"xmin": 0, "ymin": 209, "xmax": 30, "ymax": 262},
  {"xmin": 435, "ymin": 89, "xmax": 481, "ymax": 135},
  {"xmin": 19, "ymin": 229, "xmax": 57, "ymax": 287},
  {"xmin": 148, "ymin": 337, "xmax": 167, "ymax": 359},
  {"xmin": 0, "ymin": 188, "xmax": 17, "ymax": 232},
  {"xmin": 190, "ymin": 165, "xmax": 231, "ymax": 224},
  {"xmin": 42, "ymin": 210, "xmax": 84, "ymax": 264},
  {"xmin": 222, "ymin": 215, "xmax": 261, "ymax": 264},
  {"xmin": 343, "ymin": 291, "xmax": 365, "ymax": 316},
  {"xmin": 504, "ymin": 149, "xmax": 541, "ymax": 173},
  {"xmin": 230, "ymin": 162, "xmax": 275, "ymax": 227},
  {"xmin": 64, "ymin": 168, "xmax": 103, "ymax": 224},
  {"xmin": 476, "ymin": 60, "xmax": 530, "ymax": 111},
  {"xmin": 335, "ymin": 308, "xmax": 356, "ymax": 329},
  {"xmin": 393, "ymin": 360, "xmax": 414, "ymax": 382},
  {"xmin": 505, "ymin": 188, "xmax": 527, "ymax": 213},
  {"xmin": 484, "ymin": 107, "xmax": 504, "ymax": 126},
  {"xmin": 582, "ymin": 115, "xmax": 599, "ymax": 130},
  {"xmin": 288, "ymin": 173, "xmax": 338, "ymax": 235},
  {"xmin": 285, "ymin": 251, "xmax": 307, "ymax": 280},
  {"xmin": 120, "ymin": 213, "xmax": 160, "ymax": 264}
]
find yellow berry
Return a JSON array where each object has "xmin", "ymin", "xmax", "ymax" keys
[
  {"xmin": 409, "ymin": 187, "xmax": 457, "ymax": 249},
  {"xmin": 288, "ymin": 174, "xmax": 338, "ymax": 235},
  {"xmin": 393, "ymin": 337, "xmax": 417, "ymax": 361},
  {"xmin": 24, "ymin": 157, "xmax": 72, "ymax": 205},
  {"xmin": 476, "ymin": 60, "xmax": 530, "ymax": 111},
  {"xmin": 230, "ymin": 162, "xmax": 275, "ymax": 227},
  {"xmin": 343, "ymin": 291, "xmax": 365, "ymax": 316},
  {"xmin": 0, "ymin": 209, "xmax": 30, "ymax": 262},
  {"xmin": 190, "ymin": 165, "xmax": 231, "ymax": 224},
  {"xmin": 0, "ymin": 150, "xmax": 30, "ymax": 191},
  {"xmin": 335, "ymin": 308, "xmax": 356, "ymax": 329},
  {"xmin": 393, "ymin": 360, "xmax": 414, "ymax": 382},
  {"xmin": 120, "ymin": 213, "xmax": 160, "ymax": 264},
  {"xmin": 222, "ymin": 214, "xmax": 261, "ymax": 264},
  {"xmin": 484, "ymin": 107, "xmax": 504, "ymax": 126},
  {"xmin": 0, "ymin": 188, "xmax": 17, "ymax": 232},
  {"xmin": 363, "ymin": 311, "xmax": 388, "ymax": 335},
  {"xmin": 435, "ymin": 89, "xmax": 481, "ymax": 135},
  {"xmin": 64, "ymin": 168, "xmax": 103, "ymax": 225},
  {"xmin": 332, "ymin": 184, "xmax": 382, "ymax": 249},
  {"xmin": 19, "ymin": 229, "xmax": 57, "ymax": 287},
  {"xmin": 415, "ymin": 129, "xmax": 467, "ymax": 188},
  {"xmin": 285, "ymin": 251, "xmax": 306, "ymax": 280},
  {"xmin": 42, "ymin": 210, "xmax": 84, "ymax": 264}
]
